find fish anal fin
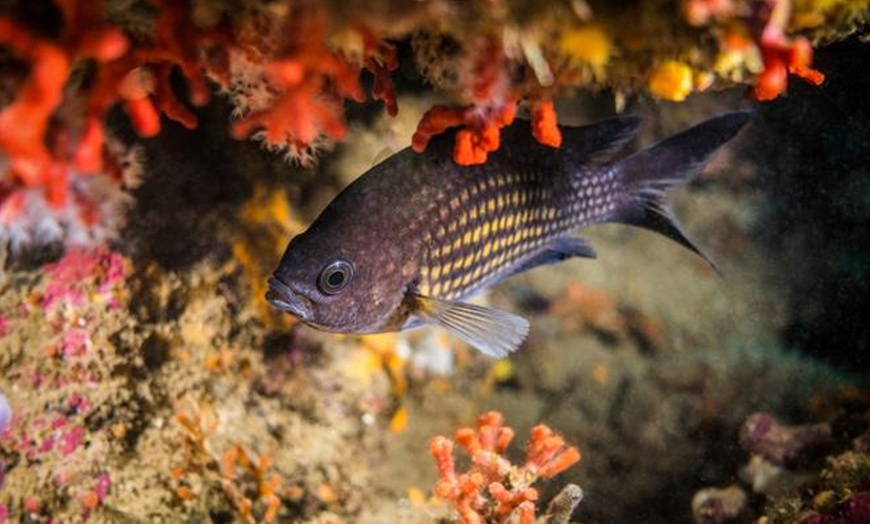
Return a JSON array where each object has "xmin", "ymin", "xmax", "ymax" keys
[
  {"xmin": 510, "ymin": 236, "xmax": 597, "ymax": 277},
  {"xmin": 411, "ymin": 294, "xmax": 529, "ymax": 358},
  {"xmin": 621, "ymin": 196, "xmax": 721, "ymax": 275}
]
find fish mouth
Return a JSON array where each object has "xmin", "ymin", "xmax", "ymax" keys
[{"xmin": 266, "ymin": 277, "xmax": 312, "ymax": 320}]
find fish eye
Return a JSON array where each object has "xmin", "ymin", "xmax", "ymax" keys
[{"xmin": 317, "ymin": 259, "xmax": 354, "ymax": 295}]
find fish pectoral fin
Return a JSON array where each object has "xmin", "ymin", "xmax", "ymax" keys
[
  {"xmin": 411, "ymin": 294, "xmax": 530, "ymax": 358},
  {"xmin": 510, "ymin": 236, "xmax": 597, "ymax": 277}
]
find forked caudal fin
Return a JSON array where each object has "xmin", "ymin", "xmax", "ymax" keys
[{"xmin": 612, "ymin": 112, "xmax": 751, "ymax": 273}]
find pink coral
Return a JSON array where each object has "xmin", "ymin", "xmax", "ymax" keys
[{"xmin": 42, "ymin": 248, "xmax": 127, "ymax": 311}]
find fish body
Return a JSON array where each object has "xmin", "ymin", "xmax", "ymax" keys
[{"xmin": 267, "ymin": 113, "xmax": 750, "ymax": 357}]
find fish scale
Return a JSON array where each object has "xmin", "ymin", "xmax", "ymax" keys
[
  {"xmin": 418, "ymin": 164, "xmax": 617, "ymax": 301},
  {"xmin": 268, "ymin": 112, "xmax": 751, "ymax": 357}
]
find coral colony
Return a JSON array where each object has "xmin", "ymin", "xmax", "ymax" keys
[
  {"xmin": 1, "ymin": 0, "xmax": 866, "ymax": 255},
  {"xmin": 430, "ymin": 411, "xmax": 581, "ymax": 524}
]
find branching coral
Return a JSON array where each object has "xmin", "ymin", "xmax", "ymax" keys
[
  {"xmin": 1, "ymin": 0, "xmax": 867, "ymax": 254},
  {"xmin": 430, "ymin": 411, "xmax": 581, "ymax": 523},
  {"xmin": 0, "ymin": 0, "xmax": 399, "ymax": 253}
]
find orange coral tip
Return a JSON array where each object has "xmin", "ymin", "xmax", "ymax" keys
[
  {"xmin": 517, "ymin": 500, "xmax": 537, "ymax": 524},
  {"xmin": 454, "ymin": 130, "xmax": 489, "ymax": 166},
  {"xmin": 74, "ymin": 119, "xmax": 105, "ymax": 173},
  {"xmin": 271, "ymin": 60, "xmax": 305, "ymax": 86},
  {"xmin": 531, "ymin": 100, "xmax": 562, "ymax": 148},
  {"xmin": 125, "ymin": 98, "xmax": 161, "ymax": 137},
  {"xmin": 538, "ymin": 446, "xmax": 581, "ymax": 478},
  {"xmin": 794, "ymin": 67, "xmax": 825, "ymax": 86},
  {"xmin": 752, "ymin": 59, "xmax": 787, "ymax": 101},
  {"xmin": 88, "ymin": 30, "xmax": 129, "ymax": 61}
]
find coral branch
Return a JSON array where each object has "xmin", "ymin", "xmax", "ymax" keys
[{"xmin": 430, "ymin": 411, "xmax": 581, "ymax": 523}]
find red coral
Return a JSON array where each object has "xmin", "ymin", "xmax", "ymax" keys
[
  {"xmin": 0, "ymin": 0, "xmax": 217, "ymax": 251},
  {"xmin": 411, "ymin": 37, "xmax": 563, "ymax": 166},
  {"xmin": 430, "ymin": 411, "xmax": 581, "ymax": 523},
  {"xmin": 412, "ymin": 102, "xmax": 519, "ymax": 166},
  {"xmin": 0, "ymin": 1, "xmax": 127, "ymax": 189},
  {"xmin": 230, "ymin": 8, "xmax": 365, "ymax": 159},
  {"xmin": 749, "ymin": 0, "xmax": 824, "ymax": 101},
  {"xmin": 364, "ymin": 39, "xmax": 400, "ymax": 117}
]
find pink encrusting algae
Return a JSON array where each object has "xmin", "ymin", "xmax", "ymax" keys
[{"xmin": 0, "ymin": 248, "xmax": 129, "ymax": 520}]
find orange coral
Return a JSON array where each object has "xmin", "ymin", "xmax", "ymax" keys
[
  {"xmin": 748, "ymin": 0, "xmax": 824, "ymax": 101},
  {"xmin": 221, "ymin": 444, "xmax": 284, "ymax": 523},
  {"xmin": 530, "ymin": 99, "xmax": 562, "ymax": 148},
  {"xmin": 411, "ymin": 37, "xmax": 517, "ymax": 166},
  {"xmin": 430, "ymin": 411, "xmax": 580, "ymax": 523},
  {"xmin": 411, "ymin": 37, "xmax": 564, "ymax": 166}
]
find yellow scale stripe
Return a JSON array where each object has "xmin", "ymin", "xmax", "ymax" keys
[{"xmin": 422, "ymin": 177, "xmax": 574, "ymax": 299}]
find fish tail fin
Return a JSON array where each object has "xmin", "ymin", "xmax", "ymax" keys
[{"xmin": 612, "ymin": 112, "xmax": 751, "ymax": 273}]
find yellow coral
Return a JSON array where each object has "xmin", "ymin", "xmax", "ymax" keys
[
  {"xmin": 558, "ymin": 25, "xmax": 612, "ymax": 69},
  {"xmin": 648, "ymin": 60, "xmax": 694, "ymax": 101}
]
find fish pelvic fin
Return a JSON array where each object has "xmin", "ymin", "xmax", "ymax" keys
[
  {"xmin": 612, "ymin": 112, "xmax": 751, "ymax": 273},
  {"xmin": 410, "ymin": 293, "xmax": 529, "ymax": 358},
  {"xmin": 508, "ymin": 236, "xmax": 597, "ymax": 278}
]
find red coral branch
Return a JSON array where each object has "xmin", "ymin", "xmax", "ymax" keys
[
  {"xmin": 410, "ymin": 37, "xmax": 562, "ymax": 166},
  {"xmin": 748, "ymin": 0, "xmax": 824, "ymax": 100},
  {"xmin": 229, "ymin": 8, "xmax": 366, "ymax": 157}
]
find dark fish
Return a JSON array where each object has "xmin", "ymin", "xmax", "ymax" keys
[{"xmin": 267, "ymin": 112, "xmax": 750, "ymax": 357}]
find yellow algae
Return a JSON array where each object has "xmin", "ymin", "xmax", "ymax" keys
[
  {"xmin": 648, "ymin": 60, "xmax": 694, "ymax": 101},
  {"xmin": 341, "ymin": 346, "xmax": 387, "ymax": 385},
  {"xmin": 234, "ymin": 183, "xmax": 305, "ymax": 330}
]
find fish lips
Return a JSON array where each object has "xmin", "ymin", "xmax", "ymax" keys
[{"xmin": 266, "ymin": 276, "xmax": 312, "ymax": 320}]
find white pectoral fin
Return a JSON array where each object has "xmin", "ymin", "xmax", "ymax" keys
[{"xmin": 411, "ymin": 293, "xmax": 530, "ymax": 358}]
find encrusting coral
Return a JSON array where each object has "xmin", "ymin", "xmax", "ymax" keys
[{"xmin": 2, "ymin": 0, "xmax": 869, "ymax": 255}]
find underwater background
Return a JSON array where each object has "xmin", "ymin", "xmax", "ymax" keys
[{"xmin": 1, "ymin": 1, "xmax": 869, "ymax": 522}]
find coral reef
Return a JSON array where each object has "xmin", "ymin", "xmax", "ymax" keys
[
  {"xmin": 2, "ymin": 0, "xmax": 869, "ymax": 254},
  {"xmin": 1, "ymin": 2, "xmax": 869, "ymax": 523},
  {"xmin": 691, "ymin": 393, "xmax": 870, "ymax": 523}
]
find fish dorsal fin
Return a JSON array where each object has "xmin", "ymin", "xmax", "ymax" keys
[
  {"xmin": 411, "ymin": 294, "xmax": 530, "ymax": 358},
  {"xmin": 561, "ymin": 115, "xmax": 644, "ymax": 165}
]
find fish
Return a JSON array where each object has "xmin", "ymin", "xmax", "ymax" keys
[{"xmin": 266, "ymin": 112, "xmax": 750, "ymax": 358}]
